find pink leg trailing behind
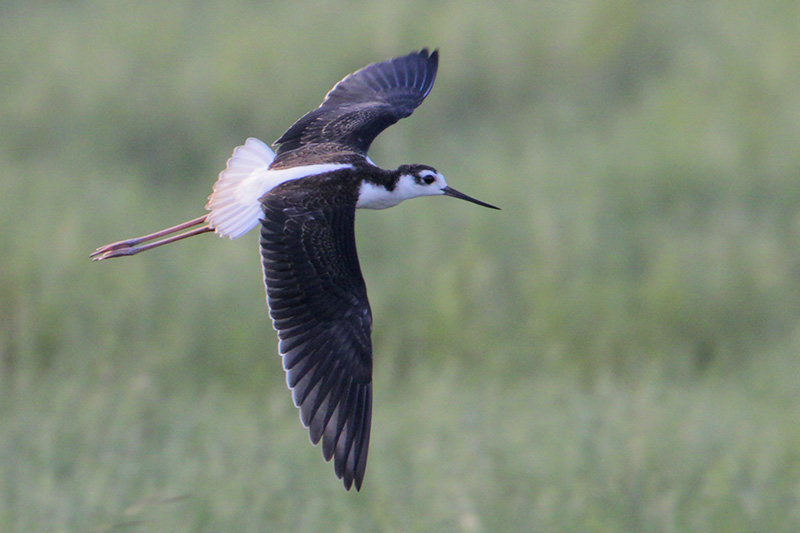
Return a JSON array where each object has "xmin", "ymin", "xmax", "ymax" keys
[{"xmin": 91, "ymin": 215, "xmax": 213, "ymax": 261}]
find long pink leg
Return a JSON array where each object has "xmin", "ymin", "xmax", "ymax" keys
[{"xmin": 91, "ymin": 215, "xmax": 213, "ymax": 261}]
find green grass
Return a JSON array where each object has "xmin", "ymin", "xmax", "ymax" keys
[{"xmin": 2, "ymin": 1, "xmax": 800, "ymax": 530}]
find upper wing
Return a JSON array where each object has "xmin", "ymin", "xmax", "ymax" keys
[
  {"xmin": 271, "ymin": 48, "xmax": 439, "ymax": 168},
  {"xmin": 260, "ymin": 179, "xmax": 372, "ymax": 491}
]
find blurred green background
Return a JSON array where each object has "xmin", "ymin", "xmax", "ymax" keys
[{"xmin": 2, "ymin": 0, "xmax": 800, "ymax": 531}]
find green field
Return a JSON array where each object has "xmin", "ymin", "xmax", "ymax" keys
[{"xmin": 2, "ymin": 1, "xmax": 800, "ymax": 530}]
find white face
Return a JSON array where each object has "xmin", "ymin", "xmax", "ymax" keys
[
  {"xmin": 356, "ymin": 167, "xmax": 448, "ymax": 210},
  {"xmin": 358, "ymin": 165, "xmax": 499, "ymax": 211},
  {"xmin": 395, "ymin": 169, "xmax": 448, "ymax": 201}
]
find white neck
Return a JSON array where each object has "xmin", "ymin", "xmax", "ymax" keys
[{"xmin": 356, "ymin": 181, "xmax": 405, "ymax": 209}]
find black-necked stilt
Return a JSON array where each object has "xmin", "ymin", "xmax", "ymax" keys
[{"xmin": 92, "ymin": 48, "xmax": 499, "ymax": 491}]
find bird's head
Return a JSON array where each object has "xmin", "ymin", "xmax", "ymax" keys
[{"xmin": 395, "ymin": 164, "xmax": 500, "ymax": 209}]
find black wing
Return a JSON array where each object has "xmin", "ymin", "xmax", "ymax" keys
[
  {"xmin": 260, "ymin": 181, "xmax": 372, "ymax": 491},
  {"xmin": 271, "ymin": 48, "xmax": 439, "ymax": 167}
]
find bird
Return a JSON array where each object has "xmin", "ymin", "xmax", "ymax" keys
[{"xmin": 92, "ymin": 48, "xmax": 499, "ymax": 491}]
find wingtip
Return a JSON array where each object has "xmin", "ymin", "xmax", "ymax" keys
[
  {"xmin": 415, "ymin": 47, "xmax": 439, "ymax": 66},
  {"xmin": 347, "ymin": 477, "xmax": 364, "ymax": 492}
]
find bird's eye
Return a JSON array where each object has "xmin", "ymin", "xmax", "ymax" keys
[{"xmin": 418, "ymin": 174, "xmax": 436, "ymax": 185}]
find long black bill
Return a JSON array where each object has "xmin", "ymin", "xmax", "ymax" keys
[{"xmin": 442, "ymin": 186, "xmax": 500, "ymax": 210}]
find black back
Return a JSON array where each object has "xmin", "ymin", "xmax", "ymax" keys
[{"xmin": 271, "ymin": 48, "xmax": 438, "ymax": 168}]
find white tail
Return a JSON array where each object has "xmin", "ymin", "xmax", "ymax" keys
[{"xmin": 206, "ymin": 137, "xmax": 276, "ymax": 238}]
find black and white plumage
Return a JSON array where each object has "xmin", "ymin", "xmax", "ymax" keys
[{"xmin": 92, "ymin": 48, "xmax": 499, "ymax": 491}]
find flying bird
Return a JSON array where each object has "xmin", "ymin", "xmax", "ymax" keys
[{"xmin": 92, "ymin": 48, "xmax": 499, "ymax": 490}]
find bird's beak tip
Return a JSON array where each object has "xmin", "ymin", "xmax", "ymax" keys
[{"xmin": 442, "ymin": 186, "xmax": 500, "ymax": 210}]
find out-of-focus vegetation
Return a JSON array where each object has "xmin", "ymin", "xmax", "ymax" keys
[{"xmin": 2, "ymin": 0, "xmax": 800, "ymax": 530}]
